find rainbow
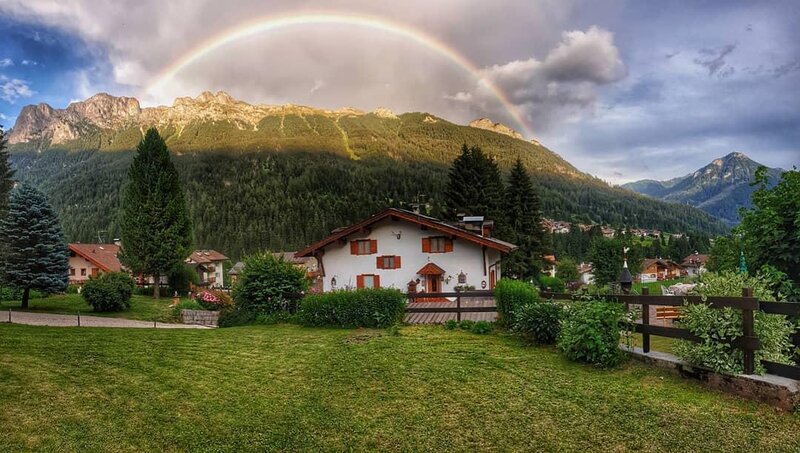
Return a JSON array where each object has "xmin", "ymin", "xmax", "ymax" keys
[{"xmin": 144, "ymin": 12, "xmax": 532, "ymax": 137}]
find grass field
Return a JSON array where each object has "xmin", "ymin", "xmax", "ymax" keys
[
  {"xmin": 0, "ymin": 324, "xmax": 797, "ymax": 452},
  {"xmin": 0, "ymin": 294, "xmax": 178, "ymax": 322},
  {"xmin": 633, "ymin": 278, "xmax": 685, "ymax": 294}
]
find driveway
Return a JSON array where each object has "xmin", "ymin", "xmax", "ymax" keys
[{"xmin": 3, "ymin": 310, "xmax": 211, "ymax": 329}]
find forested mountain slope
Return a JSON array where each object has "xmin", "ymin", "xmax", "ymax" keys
[{"xmin": 8, "ymin": 92, "xmax": 728, "ymax": 258}]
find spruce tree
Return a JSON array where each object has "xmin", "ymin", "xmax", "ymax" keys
[
  {"xmin": 0, "ymin": 185, "xmax": 69, "ymax": 308},
  {"xmin": 444, "ymin": 145, "xmax": 507, "ymax": 235},
  {"xmin": 119, "ymin": 128, "xmax": 192, "ymax": 298},
  {"xmin": 0, "ymin": 128, "xmax": 15, "ymax": 213},
  {"xmin": 504, "ymin": 158, "xmax": 546, "ymax": 280}
]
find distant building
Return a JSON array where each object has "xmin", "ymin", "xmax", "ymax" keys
[
  {"xmin": 543, "ymin": 254, "xmax": 558, "ymax": 277},
  {"xmin": 578, "ymin": 262, "xmax": 595, "ymax": 285},
  {"xmin": 68, "ymin": 243, "xmax": 122, "ymax": 285},
  {"xmin": 186, "ymin": 250, "xmax": 229, "ymax": 288},
  {"xmin": 681, "ymin": 252, "xmax": 710, "ymax": 276},
  {"xmin": 639, "ymin": 258, "xmax": 684, "ymax": 283}
]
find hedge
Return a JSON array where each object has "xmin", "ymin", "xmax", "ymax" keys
[
  {"xmin": 494, "ymin": 279, "xmax": 541, "ymax": 327},
  {"xmin": 298, "ymin": 288, "xmax": 406, "ymax": 328}
]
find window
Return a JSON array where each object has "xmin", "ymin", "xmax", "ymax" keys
[
  {"xmin": 422, "ymin": 236, "xmax": 453, "ymax": 253},
  {"xmin": 350, "ymin": 239, "xmax": 377, "ymax": 255},
  {"xmin": 376, "ymin": 255, "xmax": 401, "ymax": 269},
  {"xmin": 69, "ymin": 268, "xmax": 75, "ymax": 276},
  {"xmin": 81, "ymin": 268, "xmax": 87, "ymax": 276},
  {"xmin": 357, "ymin": 274, "xmax": 380, "ymax": 289}
]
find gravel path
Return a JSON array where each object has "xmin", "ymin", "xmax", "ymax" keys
[{"xmin": 3, "ymin": 310, "xmax": 211, "ymax": 329}]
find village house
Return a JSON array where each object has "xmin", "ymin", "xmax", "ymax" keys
[
  {"xmin": 68, "ymin": 243, "xmax": 122, "ymax": 285},
  {"xmin": 295, "ymin": 208, "xmax": 517, "ymax": 293},
  {"xmin": 577, "ymin": 262, "xmax": 595, "ymax": 285},
  {"xmin": 186, "ymin": 250, "xmax": 229, "ymax": 288},
  {"xmin": 681, "ymin": 252, "xmax": 710, "ymax": 276},
  {"xmin": 639, "ymin": 258, "xmax": 684, "ymax": 283},
  {"xmin": 543, "ymin": 254, "xmax": 558, "ymax": 278}
]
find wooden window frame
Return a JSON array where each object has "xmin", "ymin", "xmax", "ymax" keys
[
  {"xmin": 356, "ymin": 274, "xmax": 381, "ymax": 289},
  {"xmin": 376, "ymin": 255, "xmax": 402, "ymax": 270},
  {"xmin": 422, "ymin": 236, "xmax": 453, "ymax": 253},
  {"xmin": 350, "ymin": 239, "xmax": 378, "ymax": 255}
]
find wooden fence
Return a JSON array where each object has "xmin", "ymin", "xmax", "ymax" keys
[{"xmin": 405, "ymin": 288, "xmax": 800, "ymax": 379}]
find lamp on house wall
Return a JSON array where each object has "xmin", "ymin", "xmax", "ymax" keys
[{"xmin": 330, "ymin": 276, "xmax": 337, "ymax": 289}]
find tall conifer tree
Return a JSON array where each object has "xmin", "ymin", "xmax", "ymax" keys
[
  {"xmin": 444, "ymin": 145, "xmax": 507, "ymax": 236},
  {"xmin": 504, "ymin": 158, "xmax": 546, "ymax": 279},
  {"xmin": 119, "ymin": 128, "xmax": 192, "ymax": 298},
  {"xmin": 0, "ymin": 185, "xmax": 69, "ymax": 308},
  {"xmin": 0, "ymin": 128, "xmax": 15, "ymax": 214}
]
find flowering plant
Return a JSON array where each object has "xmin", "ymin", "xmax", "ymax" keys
[{"xmin": 194, "ymin": 290, "xmax": 234, "ymax": 311}]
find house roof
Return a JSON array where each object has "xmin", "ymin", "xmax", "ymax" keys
[
  {"xmin": 229, "ymin": 261, "xmax": 245, "ymax": 275},
  {"xmin": 578, "ymin": 263, "xmax": 594, "ymax": 274},
  {"xmin": 69, "ymin": 243, "xmax": 122, "ymax": 273},
  {"xmin": 642, "ymin": 258, "xmax": 683, "ymax": 270},
  {"xmin": 187, "ymin": 250, "xmax": 229, "ymax": 264},
  {"xmin": 681, "ymin": 253, "xmax": 710, "ymax": 267},
  {"xmin": 271, "ymin": 252, "xmax": 316, "ymax": 267},
  {"xmin": 295, "ymin": 208, "xmax": 517, "ymax": 257},
  {"xmin": 417, "ymin": 262, "xmax": 446, "ymax": 275}
]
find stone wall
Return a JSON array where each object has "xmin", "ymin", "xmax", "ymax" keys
[{"xmin": 181, "ymin": 309, "xmax": 219, "ymax": 327}]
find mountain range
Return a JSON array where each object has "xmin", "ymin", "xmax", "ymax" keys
[
  {"xmin": 622, "ymin": 152, "xmax": 784, "ymax": 225},
  {"xmin": 5, "ymin": 91, "xmax": 728, "ymax": 258}
]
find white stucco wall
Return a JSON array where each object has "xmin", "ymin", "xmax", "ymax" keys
[
  {"xmin": 319, "ymin": 218, "xmax": 502, "ymax": 292},
  {"xmin": 69, "ymin": 256, "xmax": 99, "ymax": 284}
]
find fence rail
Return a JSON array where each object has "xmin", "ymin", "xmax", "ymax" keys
[{"xmin": 405, "ymin": 288, "xmax": 800, "ymax": 380}]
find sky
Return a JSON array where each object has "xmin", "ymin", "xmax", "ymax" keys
[{"xmin": 0, "ymin": 0, "xmax": 797, "ymax": 183}]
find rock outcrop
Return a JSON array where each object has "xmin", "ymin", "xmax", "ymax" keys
[{"xmin": 468, "ymin": 118, "xmax": 524, "ymax": 140}]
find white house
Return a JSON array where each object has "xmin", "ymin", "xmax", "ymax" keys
[
  {"xmin": 578, "ymin": 262, "xmax": 595, "ymax": 285},
  {"xmin": 295, "ymin": 208, "xmax": 517, "ymax": 293},
  {"xmin": 681, "ymin": 252, "xmax": 709, "ymax": 277},
  {"xmin": 68, "ymin": 243, "xmax": 122, "ymax": 285},
  {"xmin": 186, "ymin": 250, "xmax": 229, "ymax": 288}
]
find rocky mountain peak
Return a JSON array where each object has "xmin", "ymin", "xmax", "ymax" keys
[
  {"xmin": 372, "ymin": 107, "xmax": 397, "ymax": 119},
  {"xmin": 468, "ymin": 118, "xmax": 524, "ymax": 140}
]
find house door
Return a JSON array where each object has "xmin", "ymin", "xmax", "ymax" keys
[
  {"xmin": 427, "ymin": 276, "xmax": 440, "ymax": 293},
  {"xmin": 489, "ymin": 269, "xmax": 497, "ymax": 289}
]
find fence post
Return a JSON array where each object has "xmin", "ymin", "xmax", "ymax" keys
[
  {"xmin": 641, "ymin": 287, "xmax": 650, "ymax": 353},
  {"xmin": 77, "ymin": 310, "xmax": 81, "ymax": 327},
  {"xmin": 742, "ymin": 287, "xmax": 755, "ymax": 375},
  {"xmin": 456, "ymin": 294, "xmax": 461, "ymax": 322},
  {"xmin": 8, "ymin": 308, "xmax": 11, "ymax": 323}
]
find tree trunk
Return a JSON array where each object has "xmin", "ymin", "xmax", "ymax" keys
[
  {"xmin": 153, "ymin": 273, "xmax": 160, "ymax": 299},
  {"xmin": 21, "ymin": 287, "xmax": 30, "ymax": 309}
]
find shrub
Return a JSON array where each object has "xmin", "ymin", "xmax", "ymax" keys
[
  {"xmin": 513, "ymin": 300, "xmax": 563, "ymax": 344},
  {"xmin": 444, "ymin": 319, "xmax": 458, "ymax": 330},
  {"xmin": 81, "ymin": 272, "xmax": 135, "ymax": 312},
  {"xmin": 298, "ymin": 288, "xmax": 406, "ymax": 328},
  {"xmin": 674, "ymin": 271, "xmax": 796, "ymax": 374},
  {"xmin": 539, "ymin": 276, "xmax": 565, "ymax": 293},
  {"xmin": 494, "ymin": 279, "xmax": 541, "ymax": 327},
  {"xmin": 194, "ymin": 290, "xmax": 234, "ymax": 311},
  {"xmin": 557, "ymin": 300, "xmax": 628, "ymax": 368},
  {"xmin": 471, "ymin": 320, "xmax": 492, "ymax": 334},
  {"xmin": 458, "ymin": 319, "xmax": 475, "ymax": 331},
  {"xmin": 232, "ymin": 253, "xmax": 309, "ymax": 313},
  {"xmin": 171, "ymin": 298, "xmax": 203, "ymax": 319}
]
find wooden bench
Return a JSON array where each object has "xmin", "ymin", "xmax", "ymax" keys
[{"xmin": 655, "ymin": 306, "xmax": 682, "ymax": 326}]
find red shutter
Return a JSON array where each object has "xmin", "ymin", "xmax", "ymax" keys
[
  {"xmin": 356, "ymin": 274, "xmax": 364, "ymax": 288},
  {"xmin": 376, "ymin": 256, "xmax": 383, "ymax": 269},
  {"xmin": 444, "ymin": 238, "xmax": 454, "ymax": 253},
  {"xmin": 395, "ymin": 256, "xmax": 401, "ymax": 269},
  {"xmin": 374, "ymin": 274, "xmax": 381, "ymax": 288},
  {"xmin": 350, "ymin": 241, "xmax": 358, "ymax": 255},
  {"xmin": 422, "ymin": 238, "xmax": 431, "ymax": 253},
  {"xmin": 370, "ymin": 239, "xmax": 378, "ymax": 254}
]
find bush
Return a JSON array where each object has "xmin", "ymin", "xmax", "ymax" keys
[
  {"xmin": 444, "ymin": 319, "xmax": 458, "ymax": 330},
  {"xmin": 232, "ymin": 253, "xmax": 309, "ymax": 313},
  {"xmin": 674, "ymin": 271, "xmax": 796, "ymax": 374},
  {"xmin": 557, "ymin": 300, "xmax": 628, "ymax": 368},
  {"xmin": 171, "ymin": 298, "xmax": 203, "ymax": 318},
  {"xmin": 513, "ymin": 300, "xmax": 563, "ymax": 344},
  {"xmin": 539, "ymin": 276, "xmax": 565, "ymax": 293},
  {"xmin": 494, "ymin": 279, "xmax": 541, "ymax": 327},
  {"xmin": 81, "ymin": 272, "xmax": 135, "ymax": 312},
  {"xmin": 458, "ymin": 319, "xmax": 475, "ymax": 331},
  {"xmin": 194, "ymin": 290, "xmax": 234, "ymax": 311},
  {"xmin": 471, "ymin": 320, "xmax": 492, "ymax": 334},
  {"xmin": 298, "ymin": 288, "xmax": 406, "ymax": 328}
]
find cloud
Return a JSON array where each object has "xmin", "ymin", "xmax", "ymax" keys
[
  {"xmin": 0, "ymin": 76, "xmax": 35, "ymax": 102},
  {"xmin": 449, "ymin": 26, "xmax": 626, "ymax": 131},
  {"xmin": 693, "ymin": 44, "xmax": 736, "ymax": 76},
  {"xmin": 21, "ymin": 59, "xmax": 38, "ymax": 66},
  {"xmin": 0, "ymin": 58, "xmax": 13, "ymax": 67}
]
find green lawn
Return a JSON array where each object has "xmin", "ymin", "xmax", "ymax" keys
[
  {"xmin": 633, "ymin": 278, "xmax": 685, "ymax": 294},
  {"xmin": 0, "ymin": 293, "xmax": 178, "ymax": 322},
  {"xmin": 0, "ymin": 324, "xmax": 797, "ymax": 452}
]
